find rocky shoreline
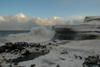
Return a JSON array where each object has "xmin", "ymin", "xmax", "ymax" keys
[
  {"xmin": 0, "ymin": 42, "xmax": 57, "ymax": 67},
  {"xmin": 1, "ymin": 41, "xmax": 100, "ymax": 67},
  {"xmin": 0, "ymin": 42, "xmax": 55, "ymax": 54}
]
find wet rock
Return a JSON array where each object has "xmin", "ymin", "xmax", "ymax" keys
[
  {"xmin": 31, "ymin": 64, "xmax": 35, "ymax": 67},
  {"xmin": 0, "ymin": 42, "xmax": 50, "ymax": 56},
  {"xmin": 0, "ymin": 42, "xmax": 29, "ymax": 53},
  {"xmin": 74, "ymin": 55, "xmax": 77, "ymax": 59},
  {"xmin": 35, "ymin": 43, "xmax": 40, "ymax": 48},
  {"xmin": 29, "ymin": 43, "xmax": 36, "ymax": 47},
  {"xmin": 60, "ymin": 49, "xmax": 68, "ymax": 54},
  {"xmin": 40, "ymin": 45, "xmax": 46, "ymax": 49},
  {"xmin": 35, "ymin": 48, "xmax": 39, "ymax": 51},
  {"xmin": 0, "ymin": 46, "xmax": 6, "ymax": 53},
  {"xmin": 5, "ymin": 49, "xmax": 12, "ymax": 53},
  {"xmin": 83, "ymin": 55, "xmax": 100, "ymax": 67},
  {"xmin": 8, "ymin": 65, "xmax": 12, "ymax": 67},
  {"xmin": 56, "ymin": 64, "xmax": 60, "ymax": 67},
  {"xmin": 78, "ymin": 56, "xmax": 82, "ymax": 60},
  {"xmin": 5, "ymin": 42, "xmax": 13, "ymax": 47},
  {"xmin": 41, "ymin": 49, "xmax": 49, "ymax": 53},
  {"xmin": 59, "ymin": 58, "xmax": 65, "ymax": 60},
  {"xmin": 14, "ymin": 62, "xmax": 18, "ymax": 66},
  {"xmin": 48, "ymin": 43, "xmax": 52, "ymax": 45},
  {"xmin": 20, "ymin": 49, "xmax": 30, "ymax": 55}
]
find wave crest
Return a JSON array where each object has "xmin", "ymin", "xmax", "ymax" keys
[{"xmin": 7, "ymin": 26, "xmax": 55, "ymax": 43}]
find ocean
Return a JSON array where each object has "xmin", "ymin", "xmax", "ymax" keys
[{"xmin": 0, "ymin": 30, "xmax": 30, "ymax": 37}]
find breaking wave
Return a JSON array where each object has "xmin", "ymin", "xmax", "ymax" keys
[
  {"xmin": 3, "ymin": 26, "xmax": 55, "ymax": 44},
  {"xmin": 29, "ymin": 26, "xmax": 54, "ymax": 38}
]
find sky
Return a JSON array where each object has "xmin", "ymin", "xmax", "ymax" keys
[{"xmin": 0, "ymin": 0, "xmax": 100, "ymax": 30}]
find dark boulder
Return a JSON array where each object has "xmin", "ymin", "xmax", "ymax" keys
[
  {"xmin": 56, "ymin": 64, "xmax": 60, "ymax": 67},
  {"xmin": 35, "ymin": 43, "xmax": 40, "ymax": 48},
  {"xmin": 83, "ymin": 55, "xmax": 100, "ymax": 67},
  {"xmin": 31, "ymin": 64, "xmax": 36, "ymax": 67},
  {"xmin": 0, "ymin": 46, "xmax": 6, "ymax": 53},
  {"xmin": 20, "ymin": 49, "xmax": 30, "ymax": 55}
]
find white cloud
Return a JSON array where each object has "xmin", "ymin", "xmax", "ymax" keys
[
  {"xmin": 0, "ymin": 16, "xmax": 5, "ymax": 21},
  {"xmin": 0, "ymin": 13, "xmax": 84, "ymax": 30},
  {"xmin": 67, "ymin": 15, "xmax": 84, "ymax": 20},
  {"xmin": 66, "ymin": 15, "xmax": 84, "ymax": 24},
  {"xmin": 3, "ymin": 13, "xmax": 30, "ymax": 23},
  {"xmin": 34, "ymin": 16, "xmax": 65, "ymax": 26},
  {"xmin": 14, "ymin": 13, "xmax": 26, "ymax": 18}
]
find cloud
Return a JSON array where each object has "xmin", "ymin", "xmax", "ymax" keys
[
  {"xmin": 66, "ymin": 15, "xmax": 84, "ymax": 24},
  {"xmin": 68, "ymin": 15, "xmax": 84, "ymax": 20},
  {"xmin": 0, "ymin": 16, "xmax": 5, "ymax": 21},
  {"xmin": 3, "ymin": 13, "xmax": 30, "ymax": 23},
  {"xmin": 0, "ymin": 13, "xmax": 83, "ymax": 30}
]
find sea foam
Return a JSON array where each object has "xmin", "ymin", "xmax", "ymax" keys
[{"xmin": 6, "ymin": 26, "xmax": 55, "ymax": 43}]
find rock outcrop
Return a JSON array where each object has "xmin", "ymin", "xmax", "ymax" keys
[
  {"xmin": 84, "ymin": 16, "xmax": 100, "ymax": 23},
  {"xmin": 83, "ymin": 55, "xmax": 100, "ymax": 67},
  {"xmin": 0, "ymin": 42, "xmax": 49, "ymax": 55}
]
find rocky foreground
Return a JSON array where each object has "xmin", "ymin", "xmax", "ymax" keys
[
  {"xmin": 0, "ymin": 42, "xmax": 50, "ymax": 54},
  {"xmin": 0, "ymin": 40, "xmax": 100, "ymax": 67},
  {"xmin": 0, "ymin": 42, "xmax": 56, "ymax": 67}
]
